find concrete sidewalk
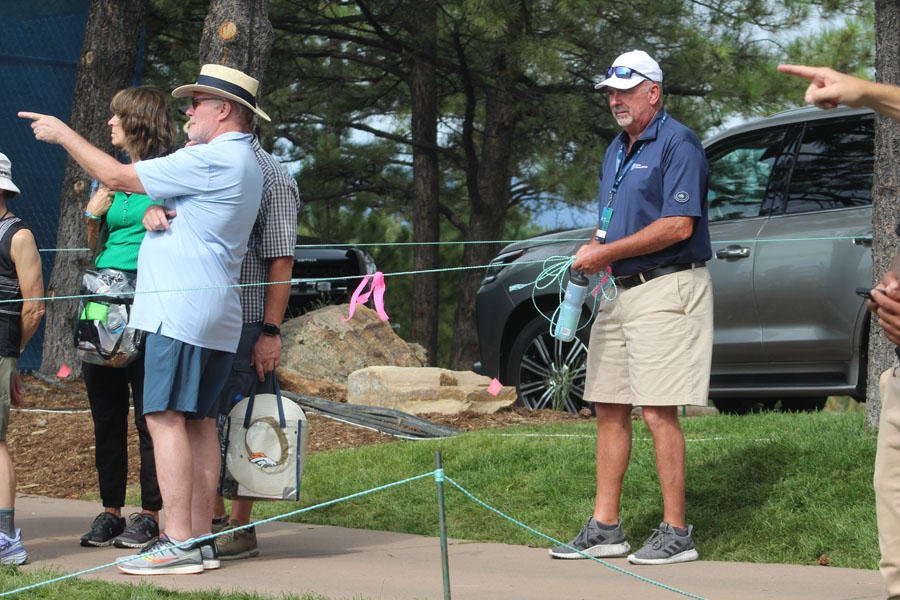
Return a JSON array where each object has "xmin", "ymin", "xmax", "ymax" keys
[{"xmin": 10, "ymin": 494, "xmax": 886, "ymax": 600}]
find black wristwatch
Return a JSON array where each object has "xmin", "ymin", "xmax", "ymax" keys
[{"xmin": 261, "ymin": 322, "xmax": 281, "ymax": 337}]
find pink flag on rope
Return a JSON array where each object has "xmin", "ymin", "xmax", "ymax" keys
[
  {"xmin": 341, "ymin": 272, "xmax": 390, "ymax": 322},
  {"xmin": 592, "ymin": 266, "xmax": 614, "ymax": 297},
  {"xmin": 57, "ymin": 364, "xmax": 71, "ymax": 379},
  {"xmin": 487, "ymin": 378, "xmax": 503, "ymax": 396}
]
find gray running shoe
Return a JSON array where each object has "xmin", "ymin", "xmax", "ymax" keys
[
  {"xmin": 114, "ymin": 513, "xmax": 159, "ymax": 548},
  {"xmin": 215, "ymin": 519, "xmax": 259, "ymax": 561},
  {"xmin": 0, "ymin": 529, "xmax": 27, "ymax": 565},
  {"xmin": 627, "ymin": 522, "xmax": 699, "ymax": 565},
  {"xmin": 80, "ymin": 512, "xmax": 126, "ymax": 547},
  {"xmin": 549, "ymin": 517, "xmax": 631, "ymax": 559},
  {"xmin": 116, "ymin": 534, "xmax": 203, "ymax": 575}
]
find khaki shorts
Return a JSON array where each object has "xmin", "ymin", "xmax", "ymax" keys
[
  {"xmin": 0, "ymin": 356, "xmax": 18, "ymax": 440},
  {"xmin": 583, "ymin": 266, "xmax": 713, "ymax": 407}
]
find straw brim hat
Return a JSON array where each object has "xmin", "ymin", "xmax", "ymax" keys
[{"xmin": 172, "ymin": 64, "xmax": 271, "ymax": 122}]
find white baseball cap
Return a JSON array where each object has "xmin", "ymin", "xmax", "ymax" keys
[
  {"xmin": 0, "ymin": 153, "xmax": 20, "ymax": 197},
  {"xmin": 594, "ymin": 50, "xmax": 663, "ymax": 90}
]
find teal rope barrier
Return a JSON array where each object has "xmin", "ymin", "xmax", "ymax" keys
[
  {"xmin": 12, "ymin": 233, "xmax": 875, "ymax": 307},
  {"xmin": 37, "ymin": 234, "xmax": 875, "ymax": 253},
  {"xmin": 0, "ymin": 467, "xmax": 710, "ymax": 600},
  {"xmin": 0, "ymin": 471, "xmax": 435, "ymax": 598},
  {"xmin": 0, "ymin": 259, "xmax": 559, "ymax": 305},
  {"xmin": 443, "ymin": 475, "xmax": 709, "ymax": 600}
]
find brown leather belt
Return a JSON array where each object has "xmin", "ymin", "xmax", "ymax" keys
[{"xmin": 615, "ymin": 262, "xmax": 706, "ymax": 290}]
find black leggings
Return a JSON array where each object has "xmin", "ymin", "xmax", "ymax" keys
[{"xmin": 83, "ymin": 359, "xmax": 162, "ymax": 511}]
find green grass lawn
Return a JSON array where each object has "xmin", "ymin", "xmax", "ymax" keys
[
  {"xmin": 10, "ymin": 409, "xmax": 879, "ymax": 600},
  {"xmin": 252, "ymin": 409, "xmax": 878, "ymax": 569}
]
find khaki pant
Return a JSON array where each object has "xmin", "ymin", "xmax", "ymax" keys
[
  {"xmin": 0, "ymin": 356, "xmax": 16, "ymax": 441},
  {"xmin": 583, "ymin": 266, "xmax": 713, "ymax": 407},
  {"xmin": 876, "ymin": 363, "xmax": 900, "ymax": 599}
]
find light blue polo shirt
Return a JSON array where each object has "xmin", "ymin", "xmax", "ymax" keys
[
  {"xmin": 598, "ymin": 108, "xmax": 711, "ymax": 277},
  {"xmin": 130, "ymin": 131, "xmax": 263, "ymax": 352}
]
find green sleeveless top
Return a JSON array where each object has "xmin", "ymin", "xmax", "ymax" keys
[{"xmin": 94, "ymin": 191, "xmax": 160, "ymax": 272}]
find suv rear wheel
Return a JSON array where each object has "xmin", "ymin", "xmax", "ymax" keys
[{"xmin": 505, "ymin": 315, "xmax": 590, "ymax": 414}]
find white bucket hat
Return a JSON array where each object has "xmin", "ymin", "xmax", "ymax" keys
[
  {"xmin": 594, "ymin": 50, "xmax": 663, "ymax": 90},
  {"xmin": 0, "ymin": 153, "xmax": 20, "ymax": 197},
  {"xmin": 172, "ymin": 64, "xmax": 271, "ymax": 122}
]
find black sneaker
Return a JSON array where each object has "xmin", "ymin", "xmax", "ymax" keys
[
  {"xmin": 549, "ymin": 517, "xmax": 631, "ymax": 559},
  {"xmin": 627, "ymin": 522, "xmax": 699, "ymax": 565},
  {"xmin": 80, "ymin": 512, "xmax": 126, "ymax": 547},
  {"xmin": 113, "ymin": 513, "xmax": 160, "ymax": 549}
]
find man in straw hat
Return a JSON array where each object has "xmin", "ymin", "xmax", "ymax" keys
[
  {"xmin": 20, "ymin": 64, "xmax": 269, "ymax": 575},
  {"xmin": 0, "ymin": 152, "xmax": 45, "ymax": 566}
]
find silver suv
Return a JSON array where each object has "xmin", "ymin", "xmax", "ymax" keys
[{"xmin": 475, "ymin": 106, "xmax": 874, "ymax": 414}]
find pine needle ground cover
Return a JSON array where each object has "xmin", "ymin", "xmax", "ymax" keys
[{"xmin": 254, "ymin": 410, "xmax": 878, "ymax": 570}]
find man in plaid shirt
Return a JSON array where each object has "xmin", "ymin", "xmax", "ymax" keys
[{"xmin": 212, "ymin": 133, "xmax": 299, "ymax": 562}]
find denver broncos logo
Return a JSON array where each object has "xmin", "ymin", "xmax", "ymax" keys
[{"xmin": 248, "ymin": 452, "xmax": 277, "ymax": 469}]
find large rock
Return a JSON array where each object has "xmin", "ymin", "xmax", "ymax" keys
[
  {"xmin": 278, "ymin": 305, "xmax": 426, "ymax": 390},
  {"xmin": 347, "ymin": 366, "xmax": 517, "ymax": 415}
]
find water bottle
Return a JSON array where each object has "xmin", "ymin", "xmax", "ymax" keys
[{"xmin": 553, "ymin": 269, "xmax": 589, "ymax": 342}]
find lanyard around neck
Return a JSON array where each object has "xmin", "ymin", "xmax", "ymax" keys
[{"xmin": 607, "ymin": 113, "xmax": 668, "ymax": 207}]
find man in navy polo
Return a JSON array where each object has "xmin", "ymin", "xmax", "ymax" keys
[{"xmin": 549, "ymin": 50, "xmax": 712, "ymax": 565}]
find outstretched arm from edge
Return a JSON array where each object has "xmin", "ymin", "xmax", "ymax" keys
[
  {"xmin": 18, "ymin": 112, "xmax": 145, "ymax": 193},
  {"xmin": 777, "ymin": 64, "xmax": 900, "ymax": 123}
]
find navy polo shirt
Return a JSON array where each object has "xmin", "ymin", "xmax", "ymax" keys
[{"xmin": 597, "ymin": 108, "xmax": 711, "ymax": 277}]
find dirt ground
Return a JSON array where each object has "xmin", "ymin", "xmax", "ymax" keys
[{"xmin": 6, "ymin": 374, "xmax": 589, "ymax": 500}]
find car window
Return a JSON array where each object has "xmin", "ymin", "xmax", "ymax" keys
[
  {"xmin": 785, "ymin": 115, "xmax": 874, "ymax": 214},
  {"xmin": 706, "ymin": 129, "xmax": 787, "ymax": 222}
]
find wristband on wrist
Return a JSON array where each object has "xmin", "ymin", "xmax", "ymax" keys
[
  {"xmin": 261, "ymin": 322, "xmax": 281, "ymax": 336},
  {"xmin": 84, "ymin": 210, "xmax": 102, "ymax": 221}
]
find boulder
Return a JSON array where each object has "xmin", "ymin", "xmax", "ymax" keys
[
  {"xmin": 278, "ymin": 305, "xmax": 426, "ymax": 390},
  {"xmin": 347, "ymin": 366, "xmax": 518, "ymax": 415}
]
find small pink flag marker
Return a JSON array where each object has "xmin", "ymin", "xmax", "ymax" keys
[
  {"xmin": 487, "ymin": 378, "xmax": 503, "ymax": 396},
  {"xmin": 57, "ymin": 364, "xmax": 71, "ymax": 379},
  {"xmin": 342, "ymin": 272, "xmax": 389, "ymax": 322}
]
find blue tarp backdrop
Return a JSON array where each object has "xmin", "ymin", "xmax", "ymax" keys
[{"xmin": 1, "ymin": 2, "xmax": 90, "ymax": 370}]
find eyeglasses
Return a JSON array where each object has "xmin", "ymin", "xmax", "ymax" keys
[{"xmin": 606, "ymin": 66, "xmax": 651, "ymax": 81}]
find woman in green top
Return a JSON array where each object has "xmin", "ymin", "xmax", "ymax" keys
[{"xmin": 79, "ymin": 86, "xmax": 176, "ymax": 549}]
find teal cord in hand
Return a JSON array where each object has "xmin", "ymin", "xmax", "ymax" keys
[{"xmin": 508, "ymin": 256, "xmax": 617, "ymax": 338}]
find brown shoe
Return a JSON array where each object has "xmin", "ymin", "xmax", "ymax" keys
[{"xmin": 215, "ymin": 520, "xmax": 259, "ymax": 561}]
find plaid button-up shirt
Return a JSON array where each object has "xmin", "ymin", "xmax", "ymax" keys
[{"xmin": 239, "ymin": 137, "xmax": 300, "ymax": 323}]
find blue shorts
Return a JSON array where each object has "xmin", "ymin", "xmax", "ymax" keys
[
  {"xmin": 216, "ymin": 322, "xmax": 275, "ymax": 416},
  {"xmin": 142, "ymin": 333, "xmax": 234, "ymax": 420}
]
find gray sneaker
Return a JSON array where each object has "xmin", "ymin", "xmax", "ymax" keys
[
  {"xmin": 549, "ymin": 517, "xmax": 631, "ymax": 559},
  {"xmin": 116, "ymin": 534, "xmax": 204, "ymax": 575},
  {"xmin": 627, "ymin": 522, "xmax": 699, "ymax": 565}
]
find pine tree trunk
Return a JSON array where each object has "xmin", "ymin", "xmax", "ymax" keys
[
  {"xmin": 409, "ymin": 2, "xmax": 440, "ymax": 365},
  {"xmin": 199, "ymin": 0, "xmax": 273, "ymax": 86},
  {"xmin": 867, "ymin": 0, "xmax": 900, "ymax": 430},
  {"xmin": 39, "ymin": 0, "xmax": 147, "ymax": 377},
  {"xmin": 449, "ymin": 49, "xmax": 514, "ymax": 371}
]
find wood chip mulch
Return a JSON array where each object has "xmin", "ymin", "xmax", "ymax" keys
[{"xmin": 6, "ymin": 374, "xmax": 589, "ymax": 499}]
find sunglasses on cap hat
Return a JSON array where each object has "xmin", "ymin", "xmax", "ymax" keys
[{"xmin": 606, "ymin": 66, "xmax": 652, "ymax": 81}]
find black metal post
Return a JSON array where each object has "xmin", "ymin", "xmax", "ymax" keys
[{"xmin": 435, "ymin": 450, "xmax": 452, "ymax": 599}]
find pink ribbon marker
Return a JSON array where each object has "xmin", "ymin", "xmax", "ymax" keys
[
  {"xmin": 342, "ymin": 272, "xmax": 390, "ymax": 322},
  {"xmin": 487, "ymin": 378, "xmax": 503, "ymax": 396},
  {"xmin": 592, "ymin": 266, "xmax": 614, "ymax": 298},
  {"xmin": 57, "ymin": 364, "xmax": 72, "ymax": 379}
]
